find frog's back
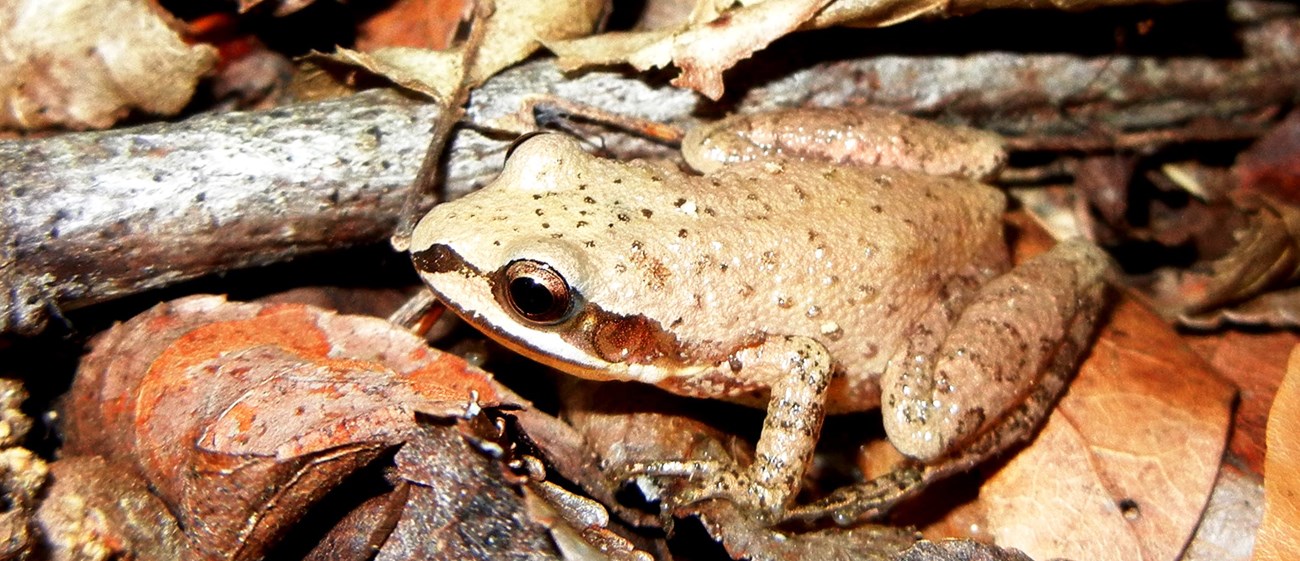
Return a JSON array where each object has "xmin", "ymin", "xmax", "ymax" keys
[{"xmin": 579, "ymin": 157, "xmax": 1008, "ymax": 408}]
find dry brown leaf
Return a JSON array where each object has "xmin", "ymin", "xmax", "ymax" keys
[
  {"xmin": 549, "ymin": 0, "xmax": 832, "ymax": 100},
  {"xmin": 366, "ymin": 421, "xmax": 563, "ymax": 561},
  {"xmin": 35, "ymin": 456, "xmax": 184, "ymax": 561},
  {"xmin": 1166, "ymin": 110, "xmax": 1300, "ymax": 325},
  {"xmin": 303, "ymin": 486, "xmax": 409, "ymax": 561},
  {"xmin": 1175, "ymin": 198, "xmax": 1300, "ymax": 319},
  {"xmin": 808, "ymin": 0, "xmax": 1184, "ymax": 28},
  {"xmin": 0, "ymin": 0, "xmax": 216, "ymax": 130},
  {"xmin": 308, "ymin": 0, "xmax": 603, "ymax": 103},
  {"xmin": 1185, "ymin": 330, "xmax": 1296, "ymax": 473},
  {"xmin": 525, "ymin": 479, "xmax": 655, "ymax": 561},
  {"xmin": 465, "ymin": 0, "xmax": 606, "ymax": 85},
  {"xmin": 1251, "ymin": 346, "xmax": 1300, "ymax": 561},
  {"xmin": 633, "ymin": 0, "xmax": 697, "ymax": 30},
  {"xmin": 933, "ymin": 296, "xmax": 1235, "ymax": 561},
  {"xmin": 313, "ymin": 47, "xmax": 467, "ymax": 101},
  {"xmin": 357, "ymin": 0, "xmax": 468, "ymax": 51},
  {"xmin": 62, "ymin": 295, "xmax": 509, "ymax": 560},
  {"xmin": 1235, "ymin": 109, "xmax": 1300, "ymax": 206},
  {"xmin": 551, "ymin": 0, "xmax": 1188, "ymax": 99},
  {"xmin": 239, "ymin": 0, "xmax": 315, "ymax": 16},
  {"xmin": 1179, "ymin": 286, "xmax": 1300, "ymax": 329}
]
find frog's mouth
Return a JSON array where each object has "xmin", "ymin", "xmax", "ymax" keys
[{"xmin": 413, "ymin": 244, "xmax": 690, "ymax": 385}]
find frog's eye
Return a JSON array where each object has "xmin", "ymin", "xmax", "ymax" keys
[{"xmin": 500, "ymin": 259, "xmax": 573, "ymax": 324}]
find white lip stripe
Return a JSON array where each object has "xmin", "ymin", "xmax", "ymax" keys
[{"xmin": 422, "ymin": 269, "xmax": 655, "ymax": 380}]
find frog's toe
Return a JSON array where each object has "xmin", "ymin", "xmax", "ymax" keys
[
  {"xmin": 613, "ymin": 460, "xmax": 764, "ymax": 512},
  {"xmin": 613, "ymin": 459, "xmax": 718, "ymax": 480}
]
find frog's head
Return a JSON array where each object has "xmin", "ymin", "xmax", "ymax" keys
[{"xmin": 409, "ymin": 134, "xmax": 684, "ymax": 384}]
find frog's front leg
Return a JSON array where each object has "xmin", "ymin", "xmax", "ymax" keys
[{"xmin": 621, "ymin": 335, "xmax": 833, "ymax": 518}]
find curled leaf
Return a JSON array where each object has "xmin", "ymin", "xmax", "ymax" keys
[
  {"xmin": 62, "ymin": 295, "xmax": 506, "ymax": 560},
  {"xmin": 549, "ymin": 0, "xmax": 832, "ymax": 100},
  {"xmin": 306, "ymin": 0, "xmax": 604, "ymax": 102},
  {"xmin": 1174, "ymin": 110, "xmax": 1300, "ymax": 325},
  {"xmin": 0, "ymin": 0, "xmax": 216, "ymax": 130},
  {"xmin": 307, "ymin": 47, "xmax": 466, "ymax": 102},
  {"xmin": 366, "ymin": 421, "xmax": 562, "ymax": 561},
  {"xmin": 1177, "ymin": 198, "xmax": 1300, "ymax": 320},
  {"xmin": 551, "ymin": 0, "xmax": 1191, "ymax": 99},
  {"xmin": 1179, "ymin": 286, "xmax": 1300, "ymax": 330}
]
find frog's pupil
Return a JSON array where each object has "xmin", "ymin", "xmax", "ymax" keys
[
  {"xmin": 511, "ymin": 276, "xmax": 556, "ymax": 316},
  {"xmin": 502, "ymin": 260, "xmax": 571, "ymax": 324}
]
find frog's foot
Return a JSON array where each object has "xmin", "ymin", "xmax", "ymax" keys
[
  {"xmin": 613, "ymin": 460, "xmax": 786, "ymax": 521},
  {"xmin": 786, "ymin": 463, "xmax": 926, "ymax": 526},
  {"xmin": 616, "ymin": 335, "xmax": 836, "ymax": 524}
]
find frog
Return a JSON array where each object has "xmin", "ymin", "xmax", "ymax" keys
[{"xmin": 408, "ymin": 106, "xmax": 1111, "ymax": 523}]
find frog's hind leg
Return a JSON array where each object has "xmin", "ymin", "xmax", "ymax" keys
[
  {"xmin": 786, "ymin": 326, "xmax": 1090, "ymax": 525},
  {"xmin": 789, "ymin": 240, "xmax": 1111, "ymax": 525}
]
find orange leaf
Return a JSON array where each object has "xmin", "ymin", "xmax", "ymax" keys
[
  {"xmin": 950, "ymin": 297, "xmax": 1235, "ymax": 560},
  {"xmin": 1252, "ymin": 345, "xmax": 1300, "ymax": 561},
  {"xmin": 1186, "ymin": 330, "xmax": 1296, "ymax": 473}
]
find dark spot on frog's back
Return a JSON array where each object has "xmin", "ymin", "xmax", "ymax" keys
[{"xmin": 412, "ymin": 244, "xmax": 475, "ymax": 275}]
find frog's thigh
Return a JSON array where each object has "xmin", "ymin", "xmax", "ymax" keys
[{"xmin": 882, "ymin": 240, "xmax": 1111, "ymax": 461}]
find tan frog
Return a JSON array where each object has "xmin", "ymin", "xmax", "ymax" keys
[{"xmin": 410, "ymin": 107, "xmax": 1110, "ymax": 522}]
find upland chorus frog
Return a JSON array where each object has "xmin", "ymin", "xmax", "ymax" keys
[{"xmin": 410, "ymin": 107, "xmax": 1110, "ymax": 521}]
